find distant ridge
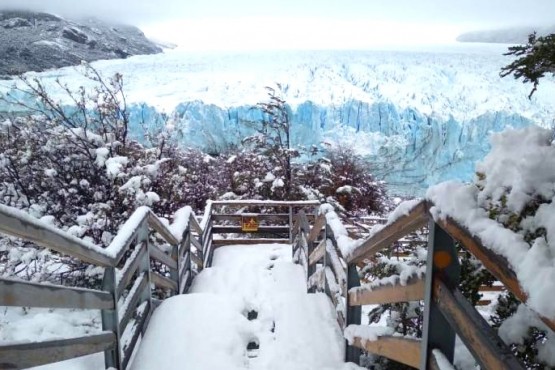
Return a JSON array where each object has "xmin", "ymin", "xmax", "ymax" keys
[
  {"xmin": 457, "ymin": 25, "xmax": 555, "ymax": 44},
  {"xmin": 0, "ymin": 10, "xmax": 162, "ymax": 77}
]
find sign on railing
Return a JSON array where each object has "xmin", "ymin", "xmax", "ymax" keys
[{"xmin": 241, "ymin": 216, "xmax": 259, "ymax": 232}]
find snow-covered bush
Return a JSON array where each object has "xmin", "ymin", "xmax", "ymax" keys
[
  {"xmin": 0, "ymin": 68, "xmax": 212, "ymax": 286},
  {"xmin": 427, "ymin": 125, "xmax": 555, "ymax": 368}
]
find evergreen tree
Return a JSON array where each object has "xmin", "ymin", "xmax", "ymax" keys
[{"xmin": 501, "ymin": 32, "xmax": 555, "ymax": 98}]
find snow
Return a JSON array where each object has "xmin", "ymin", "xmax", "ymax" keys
[
  {"xmin": 104, "ymin": 156, "xmax": 128, "ymax": 179},
  {"xmin": 432, "ymin": 349, "xmax": 456, "ymax": 370},
  {"xmin": 350, "ymin": 264, "xmax": 425, "ymax": 297},
  {"xmin": 0, "ymin": 306, "xmax": 104, "ymax": 370},
  {"xmin": 474, "ymin": 126, "xmax": 555, "ymax": 213},
  {"xmin": 426, "ymin": 126, "xmax": 555, "ymax": 319},
  {"xmin": 344, "ymin": 325, "xmax": 394, "ymax": 346},
  {"xmin": 168, "ymin": 206, "xmax": 193, "ymax": 240},
  {"xmin": 94, "ymin": 147, "xmax": 109, "ymax": 167},
  {"xmin": 131, "ymin": 244, "xmax": 359, "ymax": 370},
  {"xmin": 104, "ymin": 206, "xmax": 150, "ymax": 258},
  {"xmin": 498, "ymin": 304, "xmax": 555, "ymax": 367},
  {"xmin": 385, "ymin": 199, "xmax": 422, "ymax": 224},
  {"xmin": 320, "ymin": 205, "xmax": 363, "ymax": 259}
]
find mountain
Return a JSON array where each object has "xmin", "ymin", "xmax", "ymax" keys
[
  {"xmin": 457, "ymin": 25, "xmax": 555, "ymax": 44},
  {"xmin": 1, "ymin": 46, "xmax": 554, "ymax": 195},
  {"xmin": 0, "ymin": 10, "xmax": 162, "ymax": 77}
]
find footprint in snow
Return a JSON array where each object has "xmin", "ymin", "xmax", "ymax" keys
[{"xmin": 246, "ymin": 338, "xmax": 260, "ymax": 358}]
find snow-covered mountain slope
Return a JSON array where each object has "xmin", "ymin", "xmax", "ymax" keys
[
  {"xmin": 0, "ymin": 10, "xmax": 161, "ymax": 77},
  {"xmin": 1, "ymin": 44, "xmax": 554, "ymax": 195}
]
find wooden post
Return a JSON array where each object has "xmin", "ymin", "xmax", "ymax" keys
[
  {"xmin": 345, "ymin": 263, "xmax": 362, "ymax": 364},
  {"xmin": 420, "ymin": 220, "xmax": 460, "ymax": 369},
  {"xmin": 171, "ymin": 240, "xmax": 180, "ymax": 296},
  {"xmin": 289, "ymin": 206, "xmax": 293, "ymax": 243},
  {"xmin": 101, "ymin": 267, "xmax": 122, "ymax": 369},
  {"xmin": 138, "ymin": 222, "xmax": 153, "ymax": 308},
  {"xmin": 306, "ymin": 228, "xmax": 316, "ymax": 287}
]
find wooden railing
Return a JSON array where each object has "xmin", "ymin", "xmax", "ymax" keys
[
  {"xmin": 202, "ymin": 200, "xmax": 320, "ymax": 266},
  {"xmin": 0, "ymin": 204, "xmax": 203, "ymax": 370},
  {"xmin": 0, "ymin": 199, "xmax": 321, "ymax": 370},
  {"xmin": 3, "ymin": 197, "xmax": 544, "ymax": 370},
  {"xmin": 293, "ymin": 200, "xmax": 553, "ymax": 370}
]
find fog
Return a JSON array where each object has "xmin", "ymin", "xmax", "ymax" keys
[{"xmin": 1, "ymin": 0, "xmax": 553, "ymax": 48}]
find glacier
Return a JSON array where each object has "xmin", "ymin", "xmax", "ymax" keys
[{"xmin": 1, "ymin": 44, "xmax": 554, "ymax": 195}]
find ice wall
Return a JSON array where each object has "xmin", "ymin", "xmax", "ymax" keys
[{"xmin": 126, "ymin": 100, "xmax": 534, "ymax": 195}]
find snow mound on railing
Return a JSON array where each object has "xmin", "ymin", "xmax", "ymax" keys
[
  {"xmin": 169, "ymin": 206, "xmax": 193, "ymax": 240},
  {"xmin": 344, "ymin": 325, "xmax": 394, "ymax": 346},
  {"xmin": 319, "ymin": 204, "xmax": 362, "ymax": 259},
  {"xmin": 105, "ymin": 206, "xmax": 151, "ymax": 258},
  {"xmin": 426, "ymin": 125, "xmax": 555, "ymax": 319},
  {"xmin": 321, "ymin": 200, "xmax": 422, "ymax": 261}
]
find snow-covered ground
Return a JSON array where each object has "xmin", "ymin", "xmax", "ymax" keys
[
  {"xmin": 0, "ymin": 307, "xmax": 104, "ymax": 370},
  {"xmin": 131, "ymin": 243, "xmax": 359, "ymax": 370}
]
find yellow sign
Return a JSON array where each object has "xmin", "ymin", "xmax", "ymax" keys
[{"xmin": 241, "ymin": 216, "xmax": 259, "ymax": 232}]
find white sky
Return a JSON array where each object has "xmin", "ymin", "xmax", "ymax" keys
[{"xmin": 2, "ymin": 0, "xmax": 554, "ymax": 49}]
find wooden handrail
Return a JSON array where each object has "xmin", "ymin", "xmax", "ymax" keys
[
  {"xmin": 347, "ymin": 201, "xmax": 429, "ymax": 264},
  {"xmin": 210, "ymin": 200, "xmax": 320, "ymax": 207},
  {"xmin": 351, "ymin": 336, "xmax": 421, "ymax": 368},
  {"xmin": 0, "ymin": 203, "xmax": 202, "ymax": 370},
  {"xmin": 303, "ymin": 200, "xmax": 545, "ymax": 369},
  {"xmin": 0, "ymin": 203, "xmax": 113, "ymax": 266}
]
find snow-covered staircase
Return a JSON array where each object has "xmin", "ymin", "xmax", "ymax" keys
[
  {"xmin": 0, "ymin": 199, "xmax": 548, "ymax": 370},
  {"xmin": 131, "ymin": 243, "xmax": 350, "ymax": 370}
]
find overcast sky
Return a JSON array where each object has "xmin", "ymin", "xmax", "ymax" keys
[{"xmin": 1, "ymin": 0, "xmax": 554, "ymax": 49}]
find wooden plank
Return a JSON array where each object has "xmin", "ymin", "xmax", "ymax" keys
[
  {"xmin": 433, "ymin": 278, "xmax": 525, "ymax": 370},
  {"xmin": 308, "ymin": 239, "xmax": 326, "ymax": 266},
  {"xmin": 0, "ymin": 278, "xmax": 113, "ymax": 310},
  {"xmin": 151, "ymin": 272, "xmax": 178, "ymax": 291},
  {"xmin": 349, "ymin": 275, "xmax": 425, "ymax": 306},
  {"xmin": 122, "ymin": 301, "xmax": 150, "ymax": 369},
  {"xmin": 179, "ymin": 231, "xmax": 191, "ymax": 260},
  {"xmin": 211, "ymin": 200, "xmax": 320, "ymax": 207},
  {"xmin": 148, "ymin": 212, "xmax": 179, "ymax": 245},
  {"xmin": 148, "ymin": 244, "xmax": 178, "ymax": 270},
  {"xmin": 324, "ymin": 267, "xmax": 345, "ymax": 329},
  {"xmin": 0, "ymin": 332, "xmax": 115, "ymax": 369},
  {"xmin": 307, "ymin": 214, "xmax": 326, "ymax": 243},
  {"xmin": 0, "ymin": 204, "xmax": 113, "ymax": 267},
  {"xmin": 436, "ymin": 216, "xmax": 555, "ymax": 332},
  {"xmin": 479, "ymin": 285, "xmax": 505, "ymax": 292},
  {"xmin": 116, "ymin": 242, "xmax": 147, "ymax": 298},
  {"xmin": 351, "ymin": 336, "xmax": 421, "ymax": 369},
  {"xmin": 118, "ymin": 274, "xmax": 149, "ymax": 334},
  {"xmin": 298, "ymin": 211, "xmax": 311, "ymax": 234},
  {"xmin": 348, "ymin": 201, "xmax": 429, "ymax": 264},
  {"xmin": 211, "ymin": 214, "xmax": 291, "ymax": 222},
  {"xmin": 211, "ymin": 226, "xmax": 290, "ymax": 234},
  {"xmin": 111, "ymin": 209, "xmax": 151, "ymax": 266},
  {"xmin": 213, "ymin": 238, "xmax": 290, "ymax": 247},
  {"xmin": 190, "ymin": 234, "xmax": 203, "ymax": 251},
  {"xmin": 326, "ymin": 242, "xmax": 347, "ymax": 292},
  {"xmin": 189, "ymin": 215, "xmax": 203, "ymax": 235},
  {"xmin": 180, "ymin": 251, "xmax": 191, "ymax": 278},
  {"xmin": 190, "ymin": 250, "xmax": 204, "ymax": 269},
  {"xmin": 180, "ymin": 270, "xmax": 191, "ymax": 294}
]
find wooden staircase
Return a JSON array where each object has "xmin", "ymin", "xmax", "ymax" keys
[{"xmin": 0, "ymin": 199, "xmax": 550, "ymax": 369}]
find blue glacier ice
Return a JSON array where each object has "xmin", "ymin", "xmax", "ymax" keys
[
  {"xmin": 125, "ymin": 100, "xmax": 533, "ymax": 195},
  {"xmin": 2, "ymin": 46, "xmax": 554, "ymax": 196}
]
